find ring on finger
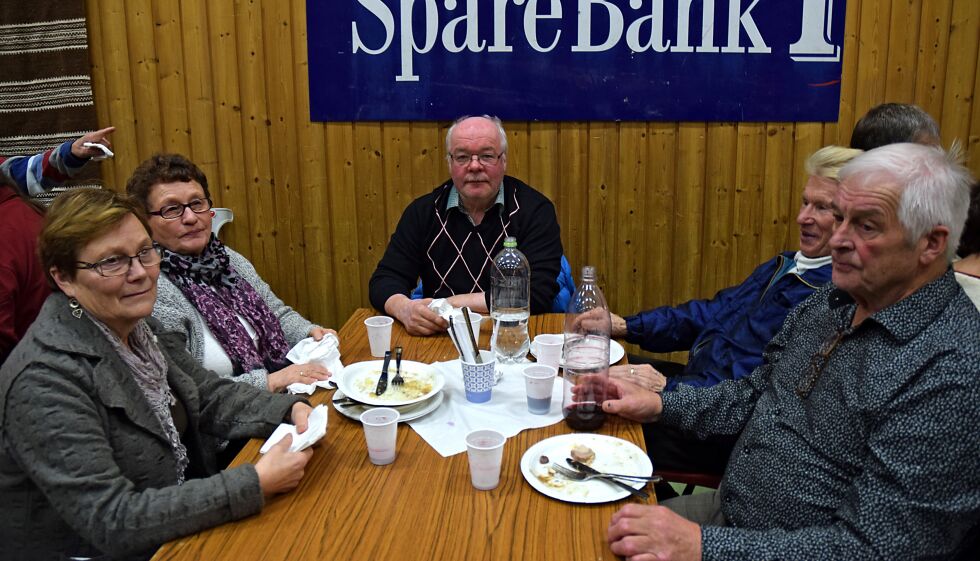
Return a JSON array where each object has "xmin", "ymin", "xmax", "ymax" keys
[{"xmin": 629, "ymin": 367, "xmax": 636, "ymax": 376}]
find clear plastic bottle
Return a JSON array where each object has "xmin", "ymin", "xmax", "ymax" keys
[
  {"xmin": 561, "ymin": 265, "xmax": 611, "ymax": 431},
  {"xmin": 490, "ymin": 237, "xmax": 530, "ymax": 364}
]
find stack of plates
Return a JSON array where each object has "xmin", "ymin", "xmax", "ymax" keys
[{"xmin": 332, "ymin": 360, "xmax": 445, "ymax": 422}]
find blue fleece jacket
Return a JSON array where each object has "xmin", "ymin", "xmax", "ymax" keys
[{"xmin": 625, "ymin": 252, "xmax": 832, "ymax": 390}]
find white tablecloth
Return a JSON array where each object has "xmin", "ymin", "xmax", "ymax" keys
[{"xmin": 406, "ymin": 359, "xmax": 564, "ymax": 457}]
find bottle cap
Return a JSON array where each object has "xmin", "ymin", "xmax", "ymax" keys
[
  {"xmin": 581, "ymin": 266, "xmax": 596, "ymax": 282},
  {"xmin": 503, "ymin": 236, "xmax": 517, "ymax": 248}
]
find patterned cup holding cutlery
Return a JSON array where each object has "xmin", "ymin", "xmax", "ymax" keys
[{"xmin": 461, "ymin": 350, "xmax": 496, "ymax": 403}]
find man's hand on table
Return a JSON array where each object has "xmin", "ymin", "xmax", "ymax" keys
[
  {"xmin": 254, "ymin": 434, "xmax": 312, "ymax": 496},
  {"xmin": 601, "ymin": 376, "xmax": 664, "ymax": 423},
  {"xmin": 610, "ymin": 364, "xmax": 667, "ymax": 393},
  {"xmin": 608, "ymin": 504, "xmax": 702, "ymax": 561},
  {"xmin": 610, "ymin": 313, "xmax": 628, "ymax": 338},
  {"xmin": 386, "ymin": 294, "xmax": 448, "ymax": 336}
]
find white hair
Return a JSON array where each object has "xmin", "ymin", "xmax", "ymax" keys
[
  {"xmin": 445, "ymin": 115, "xmax": 508, "ymax": 155},
  {"xmin": 838, "ymin": 143, "xmax": 975, "ymax": 261}
]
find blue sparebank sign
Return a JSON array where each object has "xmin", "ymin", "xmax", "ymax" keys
[{"xmin": 307, "ymin": 0, "xmax": 846, "ymax": 122}]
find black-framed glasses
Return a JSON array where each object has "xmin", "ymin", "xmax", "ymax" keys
[
  {"xmin": 148, "ymin": 197, "xmax": 213, "ymax": 220},
  {"xmin": 76, "ymin": 245, "xmax": 162, "ymax": 277},
  {"xmin": 449, "ymin": 153, "xmax": 504, "ymax": 166},
  {"xmin": 795, "ymin": 331, "xmax": 844, "ymax": 398}
]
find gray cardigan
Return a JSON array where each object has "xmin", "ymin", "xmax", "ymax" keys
[
  {"xmin": 0, "ymin": 293, "xmax": 305, "ymax": 560},
  {"xmin": 153, "ymin": 246, "xmax": 317, "ymax": 388}
]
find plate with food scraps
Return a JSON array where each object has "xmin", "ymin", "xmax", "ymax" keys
[
  {"xmin": 331, "ymin": 388, "xmax": 445, "ymax": 422},
  {"xmin": 336, "ymin": 360, "xmax": 444, "ymax": 407},
  {"xmin": 520, "ymin": 433, "xmax": 652, "ymax": 503},
  {"xmin": 529, "ymin": 339, "xmax": 626, "ymax": 366}
]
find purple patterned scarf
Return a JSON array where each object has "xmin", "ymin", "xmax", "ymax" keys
[{"xmin": 160, "ymin": 236, "xmax": 289, "ymax": 374}]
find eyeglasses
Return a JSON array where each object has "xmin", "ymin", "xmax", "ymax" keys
[
  {"xmin": 449, "ymin": 153, "xmax": 504, "ymax": 167},
  {"xmin": 76, "ymin": 245, "xmax": 162, "ymax": 277},
  {"xmin": 795, "ymin": 331, "xmax": 844, "ymax": 398},
  {"xmin": 148, "ymin": 197, "xmax": 213, "ymax": 220}
]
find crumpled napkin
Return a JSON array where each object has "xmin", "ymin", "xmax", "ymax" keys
[
  {"xmin": 260, "ymin": 404, "xmax": 328, "ymax": 453},
  {"xmin": 285, "ymin": 333, "xmax": 344, "ymax": 395},
  {"xmin": 429, "ymin": 300, "xmax": 483, "ymax": 362}
]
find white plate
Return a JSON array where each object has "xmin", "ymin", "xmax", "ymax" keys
[
  {"xmin": 520, "ymin": 433, "xmax": 652, "ymax": 503},
  {"xmin": 530, "ymin": 339, "xmax": 625, "ymax": 366},
  {"xmin": 331, "ymin": 389, "xmax": 444, "ymax": 422},
  {"xmin": 337, "ymin": 360, "xmax": 444, "ymax": 406}
]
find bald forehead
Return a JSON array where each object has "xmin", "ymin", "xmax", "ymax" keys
[{"xmin": 450, "ymin": 118, "xmax": 502, "ymax": 152}]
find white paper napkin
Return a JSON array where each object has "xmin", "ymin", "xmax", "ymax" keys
[
  {"xmin": 260, "ymin": 404, "xmax": 328, "ymax": 453},
  {"xmin": 405, "ymin": 360, "xmax": 565, "ymax": 457},
  {"xmin": 285, "ymin": 334, "xmax": 345, "ymax": 394}
]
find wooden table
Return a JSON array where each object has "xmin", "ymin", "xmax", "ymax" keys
[{"xmin": 153, "ymin": 309, "xmax": 651, "ymax": 561}]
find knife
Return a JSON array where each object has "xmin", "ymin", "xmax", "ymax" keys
[
  {"xmin": 375, "ymin": 350, "xmax": 392, "ymax": 396},
  {"xmin": 567, "ymin": 458, "xmax": 662, "ymax": 483},
  {"xmin": 566, "ymin": 458, "xmax": 650, "ymax": 499}
]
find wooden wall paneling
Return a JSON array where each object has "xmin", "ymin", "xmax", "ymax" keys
[
  {"xmin": 612, "ymin": 122, "xmax": 648, "ymax": 315},
  {"xmin": 584, "ymin": 122, "xmax": 618, "ymax": 288},
  {"xmin": 671, "ymin": 124, "xmax": 706, "ymax": 302},
  {"xmin": 556, "ymin": 123, "xmax": 589, "ymax": 274},
  {"xmin": 84, "ymin": 2, "xmax": 115, "ymax": 188},
  {"xmin": 731, "ymin": 123, "xmax": 767, "ymax": 284},
  {"xmin": 527, "ymin": 122, "xmax": 559, "ymax": 204},
  {"xmin": 760, "ymin": 123, "xmax": 796, "ymax": 259},
  {"xmin": 289, "ymin": 0, "xmax": 336, "ymax": 328},
  {"xmin": 96, "ymin": 0, "xmax": 141, "ymax": 185},
  {"xmin": 827, "ymin": 0, "xmax": 863, "ymax": 147},
  {"xmin": 912, "ymin": 0, "xmax": 953, "ymax": 123},
  {"xmin": 970, "ymin": 47, "xmax": 980, "ymax": 173},
  {"xmin": 234, "ymin": 0, "xmax": 283, "ymax": 298},
  {"xmin": 410, "ymin": 121, "xmax": 446, "ymax": 196},
  {"xmin": 884, "ymin": 0, "xmax": 923, "ymax": 102},
  {"xmin": 152, "ymin": 0, "xmax": 192, "ymax": 156},
  {"xmin": 640, "ymin": 123, "xmax": 677, "ymax": 309},
  {"xmin": 940, "ymin": 0, "xmax": 980, "ymax": 150},
  {"xmin": 206, "ymin": 0, "xmax": 251, "ymax": 256},
  {"xmin": 504, "ymin": 121, "xmax": 530, "ymax": 184},
  {"xmin": 352, "ymin": 123, "xmax": 388, "ymax": 294},
  {"xmin": 125, "ymin": 0, "xmax": 164, "ymax": 157},
  {"xmin": 381, "ymin": 122, "xmax": 415, "ymax": 230},
  {"xmin": 262, "ymin": 0, "xmax": 310, "ymax": 314},
  {"xmin": 700, "ymin": 123, "xmax": 737, "ymax": 297},
  {"xmin": 324, "ymin": 123, "xmax": 363, "ymax": 319},
  {"xmin": 853, "ymin": 0, "xmax": 892, "ymax": 123},
  {"xmin": 179, "ymin": 1, "xmax": 221, "ymax": 196}
]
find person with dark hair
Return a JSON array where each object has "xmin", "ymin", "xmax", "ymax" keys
[
  {"xmin": 126, "ymin": 153, "xmax": 335, "ymax": 393},
  {"xmin": 849, "ymin": 103, "xmax": 940, "ymax": 150},
  {"xmin": 954, "ymin": 183, "xmax": 980, "ymax": 308},
  {"xmin": 0, "ymin": 127, "xmax": 115, "ymax": 365},
  {"xmin": 0, "ymin": 189, "xmax": 314, "ymax": 560}
]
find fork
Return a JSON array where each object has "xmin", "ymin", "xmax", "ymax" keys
[
  {"xmin": 550, "ymin": 463, "xmax": 650, "ymax": 500},
  {"xmin": 391, "ymin": 346, "xmax": 404, "ymax": 386}
]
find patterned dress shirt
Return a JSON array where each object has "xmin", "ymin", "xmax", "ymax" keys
[{"xmin": 661, "ymin": 270, "xmax": 980, "ymax": 560}]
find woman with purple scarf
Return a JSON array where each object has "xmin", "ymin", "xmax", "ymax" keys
[{"xmin": 127, "ymin": 154, "xmax": 334, "ymax": 393}]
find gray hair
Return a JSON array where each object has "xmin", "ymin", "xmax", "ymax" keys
[
  {"xmin": 849, "ymin": 103, "xmax": 940, "ymax": 151},
  {"xmin": 838, "ymin": 143, "xmax": 974, "ymax": 261},
  {"xmin": 445, "ymin": 115, "xmax": 508, "ymax": 154}
]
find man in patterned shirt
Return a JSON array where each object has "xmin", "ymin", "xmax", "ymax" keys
[
  {"xmin": 369, "ymin": 115, "xmax": 562, "ymax": 335},
  {"xmin": 603, "ymin": 143, "xmax": 979, "ymax": 560}
]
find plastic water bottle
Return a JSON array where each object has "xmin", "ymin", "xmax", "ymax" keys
[
  {"xmin": 490, "ymin": 237, "xmax": 530, "ymax": 364},
  {"xmin": 561, "ymin": 265, "xmax": 611, "ymax": 431}
]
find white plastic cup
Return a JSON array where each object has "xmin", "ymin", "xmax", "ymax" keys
[
  {"xmin": 465, "ymin": 429, "xmax": 506, "ymax": 490},
  {"xmin": 531, "ymin": 333, "xmax": 563, "ymax": 370},
  {"xmin": 364, "ymin": 316, "xmax": 394, "ymax": 358},
  {"xmin": 523, "ymin": 364, "xmax": 558, "ymax": 415},
  {"xmin": 360, "ymin": 407, "xmax": 400, "ymax": 465},
  {"xmin": 449, "ymin": 309, "xmax": 483, "ymax": 357}
]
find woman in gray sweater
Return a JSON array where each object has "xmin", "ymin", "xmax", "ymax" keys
[
  {"xmin": 0, "ymin": 190, "xmax": 314, "ymax": 560},
  {"xmin": 126, "ymin": 154, "xmax": 334, "ymax": 392}
]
